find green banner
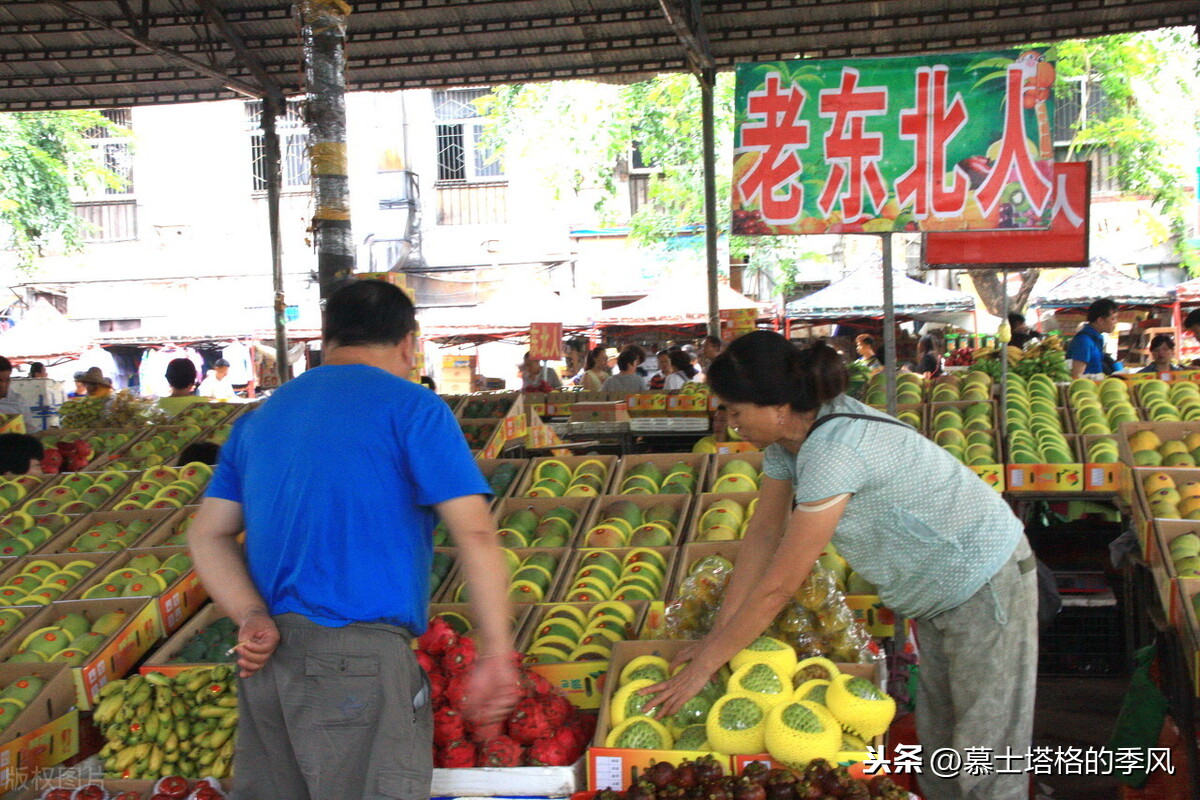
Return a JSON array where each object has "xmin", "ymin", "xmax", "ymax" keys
[{"xmin": 733, "ymin": 49, "xmax": 1056, "ymax": 235}]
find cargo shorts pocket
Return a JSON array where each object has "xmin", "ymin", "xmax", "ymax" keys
[{"xmin": 304, "ymin": 651, "xmax": 382, "ymax": 728}]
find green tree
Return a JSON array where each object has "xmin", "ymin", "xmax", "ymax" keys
[
  {"xmin": 976, "ymin": 29, "xmax": 1199, "ymax": 315},
  {"xmin": 0, "ymin": 110, "xmax": 120, "ymax": 270},
  {"xmin": 479, "ymin": 73, "xmax": 819, "ymax": 295}
]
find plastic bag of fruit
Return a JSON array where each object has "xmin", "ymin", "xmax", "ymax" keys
[{"xmin": 664, "ymin": 559, "xmax": 878, "ymax": 663}]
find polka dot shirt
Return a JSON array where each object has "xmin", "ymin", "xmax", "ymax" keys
[{"xmin": 762, "ymin": 394, "xmax": 1022, "ymax": 619}]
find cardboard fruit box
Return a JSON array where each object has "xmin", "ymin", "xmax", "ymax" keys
[
  {"xmin": 67, "ymin": 545, "xmax": 206, "ymax": 636},
  {"xmin": 0, "ymin": 663, "xmax": 79, "ymax": 793},
  {"xmin": 589, "ymin": 639, "xmax": 888, "ymax": 790},
  {"xmin": 1129, "ymin": 466, "xmax": 1200, "ymax": 559},
  {"xmin": 686, "ymin": 493, "xmax": 759, "ymax": 545},
  {"xmin": 431, "ymin": 754, "xmax": 586, "ymax": 798},
  {"xmin": 515, "ymin": 455, "xmax": 620, "ymax": 499},
  {"xmin": 442, "ymin": 547, "xmax": 570, "ymax": 607},
  {"xmin": 518, "ymin": 600, "xmax": 649, "ymax": 710},
  {"xmin": 476, "ymin": 458, "xmax": 530, "ymax": 503},
  {"xmin": 493, "ymin": 496, "xmax": 599, "ymax": 550},
  {"xmin": 139, "ymin": 601, "xmax": 233, "ymax": 678},
  {"xmin": 1079, "ymin": 434, "xmax": 1122, "ymax": 493},
  {"xmin": 1004, "ymin": 433, "xmax": 1085, "ymax": 493},
  {"xmin": 609, "ymin": 453, "xmax": 709, "ymax": 500},
  {"xmin": 554, "ymin": 547, "xmax": 675, "ymax": 604},
  {"xmin": 706, "ymin": 452, "xmax": 763, "ymax": 494},
  {"xmin": 1116, "ymin": 420, "xmax": 1200, "ymax": 467},
  {"xmin": 0, "ymin": 597, "xmax": 160, "ymax": 710},
  {"xmin": 1153, "ymin": 520, "xmax": 1200, "ymax": 623},
  {"xmin": 580, "ymin": 495, "xmax": 693, "ymax": 549},
  {"xmin": 129, "ymin": 507, "xmax": 197, "ymax": 549},
  {"xmin": 0, "ymin": 552, "xmax": 118, "ymax": 607},
  {"xmin": 588, "ymin": 639, "xmax": 735, "ymax": 790},
  {"xmin": 39, "ymin": 509, "xmax": 176, "ymax": 557},
  {"xmin": 427, "ymin": 602, "xmax": 534, "ymax": 647}
]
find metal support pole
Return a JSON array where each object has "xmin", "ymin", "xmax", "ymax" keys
[
  {"xmin": 1000, "ymin": 268, "xmax": 1009, "ymax": 438},
  {"xmin": 700, "ymin": 67, "xmax": 720, "ymax": 339},
  {"xmin": 263, "ymin": 96, "xmax": 292, "ymax": 388},
  {"xmin": 300, "ymin": 0, "xmax": 354, "ymax": 299},
  {"xmin": 882, "ymin": 235, "xmax": 897, "ymax": 417}
]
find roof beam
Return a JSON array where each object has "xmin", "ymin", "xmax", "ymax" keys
[
  {"xmin": 193, "ymin": 0, "xmax": 285, "ymax": 103},
  {"xmin": 39, "ymin": 0, "xmax": 266, "ymax": 98},
  {"xmin": 658, "ymin": 0, "xmax": 715, "ymax": 74}
]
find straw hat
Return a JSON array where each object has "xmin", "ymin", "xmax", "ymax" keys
[{"xmin": 76, "ymin": 367, "xmax": 112, "ymax": 387}]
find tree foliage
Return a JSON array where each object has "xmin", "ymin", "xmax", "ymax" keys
[{"xmin": 0, "ymin": 110, "xmax": 120, "ymax": 270}]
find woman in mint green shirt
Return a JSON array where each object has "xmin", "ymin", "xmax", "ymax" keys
[{"xmin": 648, "ymin": 331, "xmax": 1036, "ymax": 800}]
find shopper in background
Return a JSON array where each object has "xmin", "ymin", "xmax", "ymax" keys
[
  {"xmin": 0, "ymin": 358, "xmax": 24, "ymax": 416},
  {"xmin": 157, "ymin": 358, "xmax": 207, "ymax": 415},
  {"xmin": 646, "ymin": 330, "xmax": 1036, "ymax": 800},
  {"xmin": 854, "ymin": 334, "xmax": 883, "ymax": 371},
  {"xmin": 27, "ymin": 362, "xmax": 47, "ymax": 379},
  {"xmin": 647, "ymin": 350, "xmax": 671, "ymax": 390},
  {"xmin": 915, "ymin": 335, "xmax": 943, "ymax": 378},
  {"xmin": 580, "ymin": 346, "xmax": 611, "ymax": 391},
  {"xmin": 199, "ymin": 358, "xmax": 237, "ymax": 400},
  {"xmin": 76, "ymin": 367, "xmax": 114, "ymax": 399},
  {"xmin": 0, "ymin": 433, "xmax": 43, "ymax": 476},
  {"xmin": 1067, "ymin": 298, "xmax": 1119, "ymax": 378},
  {"xmin": 189, "ymin": 279, "xmax": 519, "ymax": 800},
  {"xmin": 602, "ymin": 347, "xmax": 647, "ymax": 393},
  {"xmin": 1007, "ymin": 312, "xmax": 1043, "ymax": 349},
  {"xmin": 519, "ymin": 351, "xmax": 562, "ymax": 393},
  {"xmin": 662, "ymin": 349, "xmax": 698, "ymax": 390},
  {"xmin": 698, "ymin": 335, "xmax": 723, "ymax": 372},
  {"xmin": 1138, "ymin": 333, "xmax": 1183, "ymax": 374}
]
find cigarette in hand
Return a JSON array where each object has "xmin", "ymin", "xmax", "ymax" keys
[{"xmin": 225, "ymin": 641, "xmax": 250, "ymax": 656}]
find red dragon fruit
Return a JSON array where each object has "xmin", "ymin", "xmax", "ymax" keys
[
  {"xmin": 419, "ymin": 617, "xmax": 457, "ymax": 656},
  {"xmin": 479, "ymin": 735, "xmax": 524, "ymax": 767},
  {"xmin": 437, "ymin": 738, "xmax": 477, "ymax": 768},
  {"xmin": 506, "ymin": 696, "xmax": 556, "ymax": 745},
  {"xmin": 428, "ymin": 671, "xmax": 448, "ymax": 705},
  {"xmin": 527, "ymin": 735, "xmax": 575, "ymax": 766},
  {"xmin": 441, "ymin": 637, "xmax": 477, "ymax": 675},
  {"xmin": 433, "ymin": 706, "xmax": 467, "ymax": 747},
  {"xmin": 443, "ymin": 674, "xmax": 470, "ymax": 709},
  {"xmin": 415, "ymin": 649, "xmax": 437, "ymax": 675},
  {"xmin": 561, "ymin": 710, "xmax": 597, "ymax": 751},
  {"xmin": 519, "ymin": 669, "xmax": 555, "ymax": 698},
  {"xmin": 540, "ymin": 693, "xmax": 572, "ymax": 727}
]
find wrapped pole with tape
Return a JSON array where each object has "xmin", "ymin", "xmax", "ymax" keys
[{"xmin": 299, "ymin": 0, "xmax": 354, "ymax": 298}]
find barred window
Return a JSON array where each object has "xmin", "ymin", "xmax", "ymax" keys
[
  {"xmin": 83, "ymin": 108, "xmax": 134, "ymax": 197},
  {"xmin": 246, "ymin": 99, "xmax": 310, "ymax": 192},
  {"xmin": 433, "ymin": 89, "xmax": 503, "ymax": 183}
]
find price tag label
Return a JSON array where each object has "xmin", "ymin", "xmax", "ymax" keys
[
  {"xmin": 592, "ymin": 756, "xmax": 625, "ymax": 790},
  {"xmin": 1090, "ymin": 467, "xmax": 1104, "ymax": 485},
  {"xmin": 1009, "ymin": 469, "xmax": 1025, "ymax": 488}
]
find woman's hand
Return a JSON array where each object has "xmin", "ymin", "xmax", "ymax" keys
[{"xmin": 641, "ymin": 649, "xmax": 717, "ymax": 719}]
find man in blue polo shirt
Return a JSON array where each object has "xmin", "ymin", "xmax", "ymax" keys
[
  {"xmin": 189, "ymin": 280, "xmax": 519, "ymax": 799},
  {"xmin": 1067, "ymin": 297, "xmax": 1118, "ymax": 378}
]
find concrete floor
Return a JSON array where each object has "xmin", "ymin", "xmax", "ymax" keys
[{"xmin": 1032, "ymin": 675, "xmax": 1129, "ymax": 800}]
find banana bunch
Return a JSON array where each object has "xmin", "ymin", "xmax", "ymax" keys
[
  {"xmin": 968, "ymin": 335, "xmax": 1070, "ymax": 382},
  {"xmin": 92, "ymin": 665, "xmax": 237, "ymax": 780}
]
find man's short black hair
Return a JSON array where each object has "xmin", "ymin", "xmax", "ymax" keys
[
  {"xmin": 1087, "ymin": 298, "xmax": 1118, "ymax": 322},
  {"xmin": 165, "ymin": 358, "xmax": 197, "ymax": 391},
  {"xmin": 0, "ymin": 433, "xmax": 42, "ymax": 475},
  {"xmin": 1186, "ymin": 308, "xmax": 1200, "ymax": 330},
  {"xmin": 701, "ymin": 335, "xmax": 723, "ymax": 350},
  {"xmin": 1007, "ymin": 312, "xmax": 1026, "ymax": 327},
  {"xmin": 176, "ymin": 441, "xmax": 220, "ymax": 466},
  {"xmin": 323, "ymin": 279, "xmax": 417, "ymax": 347},
  {"xmin": 0, "ymin": 357, "xmax": 12, "ymax": 373}
]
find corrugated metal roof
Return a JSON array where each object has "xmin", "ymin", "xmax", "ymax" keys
[{"xmin": 1, "ymin": 0, "xmax": 1192, "ymax": 110}]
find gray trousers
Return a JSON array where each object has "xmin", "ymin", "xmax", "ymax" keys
[
  {"xmin": 915, "ymin": 536, "xmax": 1038, "ymax": 800},
  {"xmin": 233, "ymin": 613, "xmax": 433, "ymax": 800}
]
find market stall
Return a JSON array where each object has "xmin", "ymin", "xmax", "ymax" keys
[
  {"xmin": 591, "ymin": 279, "xmax": 774, "ymax": 339},
  {"xmin": 1030, "ymin": 258, "xmax": 1176, "ymax": 369}
]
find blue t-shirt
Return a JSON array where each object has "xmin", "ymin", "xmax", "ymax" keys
[
  {"xmin": 762, "ymin": 395, "xmax": 1022, "ymax": 619},
  {"xmin": 1066, "ymin": 324, "xmax": 1106, "ymax": 374},
  {"xmin": 205, "ymin": 364, "xmax": 490, "ymax": 631}
]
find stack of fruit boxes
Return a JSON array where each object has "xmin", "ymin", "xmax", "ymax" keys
[{"xmin": 0, "ymin": 663, "xmax": 79, "ymax": 794}]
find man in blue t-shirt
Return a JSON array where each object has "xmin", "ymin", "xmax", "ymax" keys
[
  {"xmin": 1066, "ymin": 297, "xmax": 1118, "ymax": 378},
  {"xmin": 190, "ymin": 280, "xmax": 519, "ymax": 799}
]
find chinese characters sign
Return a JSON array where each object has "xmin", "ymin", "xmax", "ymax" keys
[
  {"xmin": 733, "ymin": 50, "xmax": 1056, "ymax": 235},
  {"xmin": 529, "ymin": 322, "xmax": 563, "ymax": 361}
]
